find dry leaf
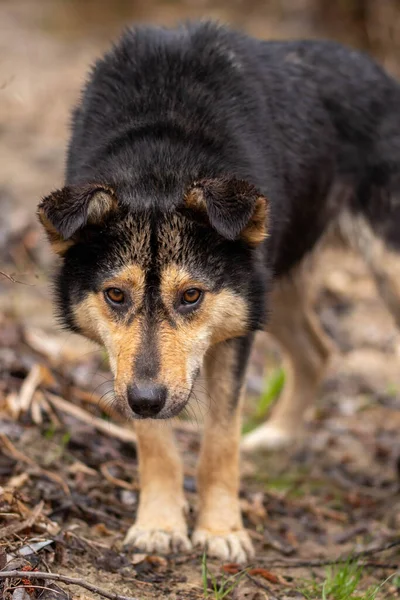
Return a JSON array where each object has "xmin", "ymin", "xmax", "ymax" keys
[
  {"xmin": 221, "ymin": 563, "xmax": 241, "ymax": 575},
  {"xmin": 248, "ymin": 568, "xmax": 281, "ymax": 584}
]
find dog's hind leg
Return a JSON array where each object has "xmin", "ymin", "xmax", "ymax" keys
[
  {"xmin": 124, "ymin": 420, "xmax": 192, "ymax": 554},
  {"xmin": 339, "ymin": 209, "xmax": 400, "ymax": 329},
  {"xmin": 241, "ymin": 267, "xmax": 333, "ymax": 451},
  {"xmin": 337, "ymin": 109, "xmax": 400, "ymax": 331},
  {"xmin": 193, "ymin": 334, "xmax": 255, "ymax": 563}
]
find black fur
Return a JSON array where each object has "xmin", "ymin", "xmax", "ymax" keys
[{"xmin": 40, "ymin": 20, "xmax": 400, "ymax": 335}]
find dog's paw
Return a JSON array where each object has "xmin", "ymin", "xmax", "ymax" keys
[
  {"xmin": 124, "ymin": 525, "xmax": 192, "ymax": 555},
  {"xmin": 192, "ymin": 528, "xmax": 254, "ymax": 564},
  {"xmin": 241, "ymin": 422, "xmax": 293, "ymax": 452}
]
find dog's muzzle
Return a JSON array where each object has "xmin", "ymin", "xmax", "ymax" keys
[{"xmin": 127, "ymin": 382, "xmax": 168, "ymax": 417}]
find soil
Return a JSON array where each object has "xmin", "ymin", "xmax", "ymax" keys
[{"xmin": 1, "ymin": 1, "xmax": 400, "ymax": 598}]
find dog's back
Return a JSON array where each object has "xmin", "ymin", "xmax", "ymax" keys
[{"xmin": 67, "ymin": 22, "xmax": 400, "ymax": 278}]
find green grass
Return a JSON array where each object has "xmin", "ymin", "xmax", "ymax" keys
[
  {"xmin": 201, "ymin": 553, "xmax": 245, "ymax": 599},
  {"xmin": 43, "ymin": 423, "xmax": 57, "ymax": 439},
  {"xmin": 255, "ymin": 366, "xmax": 286, "ymax": 419},
  {"xmin": 385, "ymin": 382, "xmax": 399, "ymax": 398},
  {"xmin": 301, "ymin": 561, "xmax": 393, "ymax": 600},
  {"xmin": 242, "ymin": 366, "xmax": 285, "ymax": 434}
]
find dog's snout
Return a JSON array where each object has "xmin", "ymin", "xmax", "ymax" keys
[{"xmin": 127, "ymin": 382, "xmax": 167, "ymax": 417}]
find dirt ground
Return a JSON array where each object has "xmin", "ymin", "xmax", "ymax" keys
[{"xmin": 1, "ymin": 1, "xmax": 400, "ymax": 598}]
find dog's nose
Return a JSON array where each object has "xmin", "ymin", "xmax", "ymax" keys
[{"xmin": 127, "ymin": 382, "xmax": 167, "ymax": 417}]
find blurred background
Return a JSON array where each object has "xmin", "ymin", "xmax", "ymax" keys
[{"xmin": 1, "ymin": 2, "xmax": 400, "ymax": 598}]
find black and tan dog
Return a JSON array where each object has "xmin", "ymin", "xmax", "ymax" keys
[{"xmin": 38, "ymin": 21, "xmax": 400, "ymax": 563}]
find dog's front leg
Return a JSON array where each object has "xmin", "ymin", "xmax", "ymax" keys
[
  {"xmin": 193, "ymin": 335, "xmax": 255, "ymax": 564},
  {"xmin": 124, "ymin": 420, "xmax": 191, "ymax": 554}
]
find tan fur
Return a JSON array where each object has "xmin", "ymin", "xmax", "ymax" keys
[
  {"xmin": 196, "ymin": 342, "xmax": 243, "ymax": 533},
  {"xmin": 37, "ymin": 210, "xmax": 74, "ymax": 255},
  {"xmin": 124, "ymin": 420, "xmax": 191, "ymax": 551},
  {"xmin": 87, "ymin": 190, "xmax": 117, "ymax": 221},
  {"xmin": 158, "ymin": 263, "xmax": 249, "ymax": 402},
  {"xmin": 115, "ymin": 214, "xmax": 152, "ymax": 268},
  {"xmin": 338, "ymin": 210, "xmax": 400, "ymax": 326},
  {"xmin": 160, "ymin": 264, "xmax": 249, "ymax": 344},
  {"xmin": 132, "ymin": 421, "xmax": 186, "ymax": 523},
  {"xmin": 184, "ymin": 185, "xmax": 268, "ymax": 246},
  {"xmin": 193, "ymin": 340, "xmax": 254, "ymax": 562},
  {"xmin": 38, "ymin": 187, "xmax": 118, "ymax": 255},
  {"xmin": 157, "ymin": 214, "xmax": 185, "ymax": 264},
  {"xmin": 73, "ymin": 292, "xmax": 142, "ymax": 402},
  {"xmin": 267, "ymin": 272, "xmax": 333, "ymax": 431},
  {"xmin": 72, "ymin": 264, "xmax": 147, "ymax": 413},
  {"xmin": 242, "ymin": 263, "xmax": 333, "ymax": 451},
  {"xmin": 242, "ymin": 195, "xmax": 269, "ymax": 246},
  {"xmin": 159, "ymin": 263, "xmax": 204, "ymax": 306},
  {"xmin": 106, "ymin": 263, "xmax": 147, "ymax": 307},
  {"xmin": 72, "ymin": 260, "xmax": 248, "ymax": 416},
  {"xmin": 184, "ymin": 187, "xmax": 204, "ymax": 212},
  {"xmin": 244, "ymin": 210, "xmax": 400, "ymax": 452},
  {"xmin": 208, "ymin": 288, "xmax": 249, "ymax": 344}
]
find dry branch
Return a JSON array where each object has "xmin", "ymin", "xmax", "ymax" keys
[
  {"xmin": 0, "ymin": 571, "xmax": 140, "ymax": 600},
  {"xmin": 0, "ymin": 501, "xmax": 43, "ymax": 540},
  {"xmin": 259, "ymin": 537, "xmax": 400, "ymax": 569},
  {"xmin": 0, "ymin": 270, "xmax": 32, "ymax": 285},
  {"xmin": 46, "ymin": 393, "xmax": 138, "ymax": 444},
  {"xmin": 0, "ymin": 433, "xmax": 70, "ymax": 495}
]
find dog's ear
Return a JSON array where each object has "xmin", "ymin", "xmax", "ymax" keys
[
  {"xmin": 37, "ymin": 184, "xmax": 117, "ymax": 255},
  {"xmin": 184, "ymin": 177, "xmax": 268, "ymax": 245}
]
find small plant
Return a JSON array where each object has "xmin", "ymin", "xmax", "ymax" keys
[
  {"xmin": 301, "ymin": 560, "xmax": 393, "ymax": 600},
  {"xmin": 61, "ymin": 431, "xmax": 71, "ymax": 447},
  {"xmin": 201, "ymin": 552, "xmax": 245, "ymax": 599},
  {"xmin": 242, "ymin": 366, "xmax": 285, "ymax": 434},
  {"xmin": 255, "ymin": 366, "xmax": 285, "ymax": 420},
  {"xmin": 43, "ymin": 423, "xmax": 57, "ymax": 440}
]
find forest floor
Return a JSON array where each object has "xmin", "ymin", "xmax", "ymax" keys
[{"xmin": 1, "ymin": 1, "xmax": 400, "ymax": 598}]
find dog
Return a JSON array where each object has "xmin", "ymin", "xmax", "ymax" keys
[{"xmin": 37, "ymin": 21, "xmax": 400, "ymax": 563}]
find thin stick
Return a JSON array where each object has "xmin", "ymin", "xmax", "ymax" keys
[
  {"xmin": 0, "ymin": 433, "xmax": 70, "ymax": 495},
  {"xmin": 264, "ymin": 560, "xmax": 399, "ymax": 570},
  {"xmin": 46, "ymin": 393, "xmax": 137, "ymax": 444},
  {"xmin": 258, "ymin": 538, "xmax": 400, "ymax": 569},
  {"xmin": 0, "ymin": 270, "xmax": 32, "ymax": 285},
  {"xmin": 0, "ymin": 501, "xmax": 43, "ymax": 540},
  {"xmin": 4, "ymin": 584, "xmax": 63, "ymax": 595},
  {"xmin": 245, "ymin": 573, "xmax": 279, "ymax": 600},
  {"xmin": 0, "ymin": 571, "xmax": 140, "ymax": 600},
  {"xmin": 100, "ymin": 461, "xmax": 137, "ymax": 491}
]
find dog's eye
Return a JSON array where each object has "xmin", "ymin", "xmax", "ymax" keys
[
  {"xmin": 105, "ymin": 287, "xmax": 125, "ymax": 305},
  {"xmin": 181, "ymin": 288, "xmax": 202, "ymax": 305}
]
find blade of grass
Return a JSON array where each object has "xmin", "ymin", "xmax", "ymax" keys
[{"xmin": 255, "ymin": 367, "xmax": 285, "ymax": 419}]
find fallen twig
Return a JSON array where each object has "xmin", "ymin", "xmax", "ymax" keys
[
  {"xmin": 245, "ymin": 573, "xmax": 279, "ymax": 600},
  {"xmin": 262, "ymin": 559, "xmax": 398, "ymax": 570},
  {"xmin": 0, "ymin": 270, "xmax": 32, "ymax": 285},
  {"xmin": 46, "ymin": 393, "xmax": 138, "ymax": 444},
  {"xmin": 100, "ymin": 460, "xmax": 137, "ymax": 491},
  {"xmin": 0, "ymin": 571, "xmax": 140, "ymax": 600},
  {"xmin": 0, "ymin": 433, "xmax": 70, "ymax": 495},
  {"xmin": 18, "ymin": 364, "xmax": 44, "ymax": 413},
  {"xmin": 329, "ymin": 467, "xmax": 399, "ymax": 499},
  {"xmin": 4, "ymin": 584, "xmax": 63, "ymax": 595},
  {"xmin": 258, "ymin": 537, "xmax": 400, "ymax": 569},
  {"xmin": 0, "ymin": 501, "xmax": 43, "ymax": 540}
]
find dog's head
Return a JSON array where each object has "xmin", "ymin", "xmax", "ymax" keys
[{"xmin": 38, "ymin": 177, "xmax": 269, "ymax": 419}]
